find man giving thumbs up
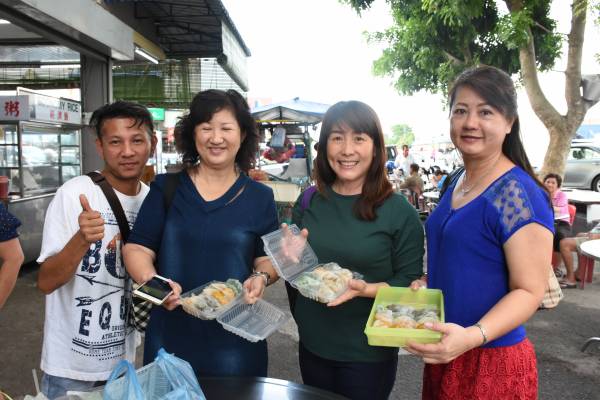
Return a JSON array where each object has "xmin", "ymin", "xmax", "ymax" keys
[{"xmin": 36, "ymin": 101, "xmax": 156, "ymax": 399}]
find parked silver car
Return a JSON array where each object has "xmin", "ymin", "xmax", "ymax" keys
[{"xmin": 563, "ymin": 143, "xmax": 600, "ymax": 191}]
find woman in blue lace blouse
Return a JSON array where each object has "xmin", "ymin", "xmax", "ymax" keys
[
  {"xmin": 407, "ymin": 66, "xmax": 553, "ymax": 399},
  {"xmin": 0, "ymin": 203, "xmax": 24, "ymax": 309}
]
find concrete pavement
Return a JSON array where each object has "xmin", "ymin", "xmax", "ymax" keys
[{"xmin": 1, "ymin": 263, "xmax": 599, "ymax": 399}]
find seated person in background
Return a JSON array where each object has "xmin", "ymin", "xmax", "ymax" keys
[
  {"xmin": 543, "ymin": 173, "xmax": 571, "ymax": 274},
  {"xmin": 399, "ymin": 163, "xmax": 424, "ymax": 196},
  {"xmin": 262, "ymin": 138, "xmax": 296, "ymax": 163},
  {"xmin": 558, "ymin": 221, "xmax": 600, "ymax": 288},
  {"xmin": 431, "ymin": 169, "xmax": 447, "ymax": 191},
  {"xmin": 385, "ymin": 160, "xmax": 396, "ymax": 175}
]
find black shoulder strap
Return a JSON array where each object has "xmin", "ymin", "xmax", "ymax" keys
[
  {"xmin": 163, "ymin": 172, "xmax": 181, "ymax": 211},
  {"xmin": 87, "ymin": 171, "xmax": 130, "ymax": 243},
  {"xmin": 439, "ymin": 166, "xmax": 465, "ymax": 200}
]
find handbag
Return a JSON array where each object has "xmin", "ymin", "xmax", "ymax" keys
[
  {"xmin": 539, "ymin": 264, "xmax": 564, "ymax": 309},
  {"xmin": 87, "ymin": 172, "xmax": 152, "ymax": 332}
]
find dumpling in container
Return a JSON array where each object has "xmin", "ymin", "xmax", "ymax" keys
[
  {"xmin": 225, "ymin": 279, "xmax": 243, "ymax": 295},
  {"xmin": 315, "ymin": 284, "xmax": 337, "ymax": 303},
  {"xmin": 189, "ymin": 295, "xmax": 208, "ymax": 310},
  {"xmin": 373, "ymin": 319, "xmax": 392, "ymax": 328},
  {"xmin": 416, "ymin": 311, "xmax": 439, "ymax": 328},
  {"xmin": 393, "ymin": 315, "xmax": 417, "ymax": 329},
  {"xmin": 388, "ymin": 304, "xmax": 415, "ymax": 317},
  {"xmin": 374, "ymin": 309, "xmax": 393, "ymax": 327}
]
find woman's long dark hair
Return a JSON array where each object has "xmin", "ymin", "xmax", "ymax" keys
[
  {"xmin": 314, "ymin": 100, "xmax": 393, "ymax": 221},
  {"xmin": 175, "ymin": 89, "xmax": 258, "ymax": 173},
  {"xmin": 448, "ymin": 66, "xmax": 547, "ymax": 193}
]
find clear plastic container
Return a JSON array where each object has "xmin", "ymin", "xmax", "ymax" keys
[
  {"xmin": 217, "ymin": 298, "xmax": 289, "ymax": 343},
  {"xmin": 180, "ymin": 279, "xmax": 243, "ymax": 320},
  {"xmin": 261, "ymin": 224, "xmax": 362, "ymax": 303}
]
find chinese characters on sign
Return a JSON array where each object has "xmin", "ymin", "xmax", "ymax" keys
[{"xmin": 0, "ymin": 96, "xmax": 29, "ymax": 121}]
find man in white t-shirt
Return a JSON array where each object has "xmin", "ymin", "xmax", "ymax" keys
[
  {"xmin": 37, "ymin": 101, "xmax": 157, "ymax": 398},
  {"xmin": 394, "ymin": 144, "xmax": 414, "ymax": 176}
]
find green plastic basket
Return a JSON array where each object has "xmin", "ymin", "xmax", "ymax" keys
[{"xmin": 364, "ymin": 287, "xmax": 445, "ymax": 347}]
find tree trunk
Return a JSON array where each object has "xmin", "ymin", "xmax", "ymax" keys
[
  {"xmin": 540, "ymin": 122, "xmax": 576, "ymax": 177},
  {"xmin": 510, "ymin": 0, "xmax": 587, "ymax": 178}
]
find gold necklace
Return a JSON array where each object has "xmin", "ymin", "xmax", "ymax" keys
[{"xmin": 460, "ymin": 158, "xmax": 499, "ymax": 195}]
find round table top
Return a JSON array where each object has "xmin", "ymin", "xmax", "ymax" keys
[
  {"xmin": 422, "ymin": 191, "xmax": 439, "ymax": 199},
  {"xmin": 197, "ymin": 377, "xmax": 349, "ymax": 400},
  {"xmin": 579, "ymin": 239, "xmax": 600, "ymax": 260}
]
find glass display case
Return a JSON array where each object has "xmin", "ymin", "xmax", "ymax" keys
[
  {"xmin": 0, "ymin": 123, "xmax": 81, "ymax": 197},
  {"xmin": 1, "ymin": 89, "xmax": 82, "ymax": 263}
]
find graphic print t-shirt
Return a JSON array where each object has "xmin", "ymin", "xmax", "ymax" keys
[{"xmin": 37, "ymin": 174, "xmax": 148, "ymax": 381}]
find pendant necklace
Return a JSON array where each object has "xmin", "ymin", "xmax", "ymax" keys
[{"xmin": 460, "ymin": 158, "xmax": 500, "ymax": 195}]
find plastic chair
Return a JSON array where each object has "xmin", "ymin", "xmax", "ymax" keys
[
  {"xmin": 553, "ymin": 205, "xmax": 577, "ymax": 270},
  {"xmin": 576, "ymin": 252, "xmax": 595, "ymax": 289},
  {"xmin": 568, "ymin": 204, "xmax": 577, "ymax": 225}
]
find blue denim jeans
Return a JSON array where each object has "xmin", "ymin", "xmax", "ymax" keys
[{"xmin": 41, "ymin": 372, "xmax": 104, "ymax": 400}]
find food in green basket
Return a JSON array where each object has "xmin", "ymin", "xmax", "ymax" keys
[
  {"xmin": 294, "ymin": 262, "xmax": 353, "ymax": 303},
  {"xmin": 373, "ymin": 304, "xmax": 439, "ymax": 329},
  {"xmin": 181, "ymin": 279, "xmax": 242, "ymax": 316}
]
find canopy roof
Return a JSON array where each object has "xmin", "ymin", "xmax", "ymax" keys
[
  {"xmin": 252, "ymin": 97, "xmax": 330, "ymax": 125},
  {"xmin": 104, "ymin": 0, "xmax": 250, "ymax": 58}
]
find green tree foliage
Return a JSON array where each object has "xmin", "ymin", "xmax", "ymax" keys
[
  {"xmin": 342, "ymin": 0, "xmax": 591, "ymax": 176},
  {"xmin": 342, "ymin": 0, "xmax": 561, "ymax": 94},
  {"xmin": 388, "ymin": 123, "xmax": 415, "ymax": 146}
]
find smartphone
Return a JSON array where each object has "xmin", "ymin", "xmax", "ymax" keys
[{"xmin": 133, "ymin": 275, "xmax": 174, "ymax": 306}]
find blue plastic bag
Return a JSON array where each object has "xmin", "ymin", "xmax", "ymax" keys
[
  {"xmin": 102, "ymin": 348, "xmax": 205, "ymax": 400},
  {"xmin": 154, "ymin": 348, "xmax": 205, "ymax": 399},
  {"xmin": 103, "ymin": 360, "xmax": 145, "ymax": 400}
]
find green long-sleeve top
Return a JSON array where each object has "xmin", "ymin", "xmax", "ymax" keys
[{"xmin": 291, "ymin": 186, "xmax": 424, "ymax": 362}]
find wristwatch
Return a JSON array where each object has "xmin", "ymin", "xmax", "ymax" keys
[{"xmin": 250, "ymin": 271, "xmax": 270, "ymax": 286}]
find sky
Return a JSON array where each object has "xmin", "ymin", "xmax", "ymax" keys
[{"xmin": 221, "ymin": 0, "xmax": 600, "ymax": 167}]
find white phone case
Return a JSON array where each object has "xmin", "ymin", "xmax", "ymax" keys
[{"xmin": 133, "ymin": 275, "xmax": 173, "ymax": 306}]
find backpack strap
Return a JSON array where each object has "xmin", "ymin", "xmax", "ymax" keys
[
  {"xmin": 300, "ymin": 186, "xmax": 317, "ymax": 211},
  {"xmin": 162, "ymin": 172, "xmax": 181, "ymax": 211},
  {"xmin": 87, "ymin": 171, "xmax": 130, "ymax": 242}
]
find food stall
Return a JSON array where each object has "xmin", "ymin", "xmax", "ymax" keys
[
  {"xmin": 251, "ymin": 98, "xmax": 329, "ymax": 223},
  {"xmin": 0, "ymin": 88, "xmax": 82, "ymax": 263}
]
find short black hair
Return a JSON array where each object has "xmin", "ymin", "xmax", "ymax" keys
[
  {"xmin": 175, "ymin": 89, "xmax": 258, "ymax": 172},
  {"xmin": 89, "ymin": 101, "xmax": 154, "ymax": 139},
  {"xmin": 410, "ymin": 163, "xmax": 420, "ymax": 173},
  {"xmin": 544, "ymin": 173, "xmax": 563, "ymax": 188}
]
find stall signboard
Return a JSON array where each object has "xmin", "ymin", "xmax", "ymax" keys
[
  {"xmin": 16, "ymin": 88, "xmax": 82, "ymax": 125},
  {"xmin": 148, "ymin": 107, "xmax": 165, "ymax": 121},
  {"xmin": 0, "ymin": 96, "xmax": 29, "ymax": 121}
]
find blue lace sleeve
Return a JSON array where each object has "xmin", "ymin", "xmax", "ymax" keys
[
  {"xmin": 485, "ymin": 170, "xmax": 554, "ymax": 244},
  {"xmin": 0, "ymin": 203, "xmax": 21, "ymax": 242}
]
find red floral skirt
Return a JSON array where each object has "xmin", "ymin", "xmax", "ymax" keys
[{"xmin": 422, "ymin": 339, "xmax": 537, "ymax": 400}]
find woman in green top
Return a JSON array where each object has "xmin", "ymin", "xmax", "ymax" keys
[{"xmin": 289, "ymin": 100, "xmax": 424, "ymax": 400}]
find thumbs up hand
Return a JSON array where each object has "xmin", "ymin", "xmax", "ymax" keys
[{"xmin": 78, "ymin": 194, "xmax": 105, "ymax": 243}]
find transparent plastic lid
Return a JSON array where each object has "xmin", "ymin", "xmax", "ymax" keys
[
  {"xmin": 217, "ymin": 298, "xmax": 289, "ymax": 343},
  {"xmin": 180, "ymin": 279, "xmax": 243, "ymax": 320},
  {"xmin": 261, "ymin": 224, "xmax": 319, "ymax": 282}
]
